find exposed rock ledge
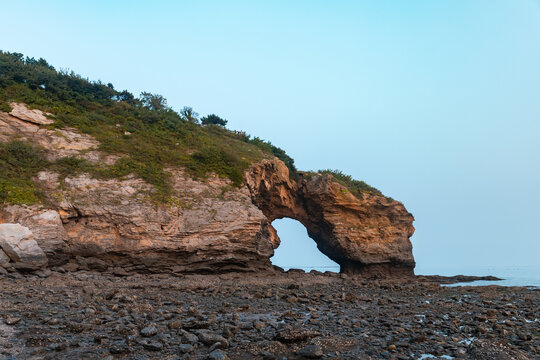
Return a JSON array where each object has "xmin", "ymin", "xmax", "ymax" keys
[
  {"xmin": 246, "ymin": 159, "xmax": 415, "ymax": 277},
  {"xmin": 0, "ymin": 105, "xmax": 415, "ymax": 277}
]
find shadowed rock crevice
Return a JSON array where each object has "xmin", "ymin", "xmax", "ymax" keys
[{"xmin": 246, "ymin": 159, "xmax": 416, "ymax": 277}]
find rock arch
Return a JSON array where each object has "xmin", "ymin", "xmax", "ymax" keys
[
  {"xmin": 270, "ymin": 217, "xmax": 339, "ymax": 271},
  {"xmin": 246, "ymin": 159, "xmax": 416, "ymax": 277}
]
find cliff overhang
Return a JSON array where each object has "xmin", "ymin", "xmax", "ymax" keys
[
  {"xmin": 0, "ymin": 105, "xmax": 415, "ymax": 277},
  {"xmin": 246, "ymin": 159, "xmax": 416, "ymax": 277}
]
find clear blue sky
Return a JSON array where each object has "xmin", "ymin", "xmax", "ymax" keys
[{"xmin": 2, "ymin": 0, "xmax": 539, "ymax": 274}]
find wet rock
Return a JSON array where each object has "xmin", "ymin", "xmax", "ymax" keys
[
  {"xmin": 109, "ymin": 341, "xmax": 129, "ymax": 354},
  {"xmin": 297, "ymin": 344, "xmax": 323, "ymax": 358},
  {"xmin": 50, "ymin": 342, "xmax": 67, "ymax": 351},
  {"xmin": 178, "ymin": 343, "xmax": 193, "ymax": 354},
  {"xmin": 5, "ymin": 316, "xmax": 21, "ymax": 325},
  {"xmin": 0, "ymin": 270, "xmax": 538, "ymax": 359},
  {"xmin": 138, "ymin": 339, "xmax": 163, "ymax": 351},
  {"xmin": 198, "ymin": 331, "xmax": 229, "ymax": 348},
  {"xmin": 208, "ymin": 349, "xmax": 229, "ymax": 360},
  {"xmin": 274, "ymin": 327, "xmax": 321, "ymax": 343},
  {"xmin": 168, "ymin": 320, "xmax": 183, "ymax": 330},
  {"xmin": 140, "ymin": 324, "xmax": 158, "ymax": 337},
  {"xmin": 181, "ymin": 330, "xmax": 199, "ymax": 344}
]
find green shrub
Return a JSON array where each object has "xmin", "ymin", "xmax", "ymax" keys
[
  {"xmin": 317, "ymin": 169, "xmax": 384, "ymax": 198},
  {"xmin": 201, "ymin": 114, "xmax": 227, "ymax": 127},
  {"xmin": 0, "ymin": 140, "xmax": 46, "ymax": 205},
  {"xmin": 0, "ymin": 50, "xmax": 299, "ymax": 202},
  {"xmin": 0, "ymin": 101, "xmax": 12, "ymax": 113}
]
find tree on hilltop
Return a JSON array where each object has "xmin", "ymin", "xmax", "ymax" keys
[
  {"xmin": 180, "ymin": 106, "xmax": 199, "ymax": 123},
  {"xmin": 139, "ymin": 92, "xmax": 167, "ymax": 111},
  {"xmin": 201, "ymin": 114, "xmax": 227, "ymax": 127}
]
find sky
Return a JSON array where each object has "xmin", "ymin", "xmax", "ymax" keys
[{"xmin": 1, "ymin": 0, "xmax": 539, "ymax": 275}]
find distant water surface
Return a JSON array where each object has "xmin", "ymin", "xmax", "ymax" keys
[
  {"xmin": 283, "ymin": 265, "xmax": 540, "ymax": 288},
  {"xmin": 417, "ymin": 265, "xmax": 540, "ymax": 288}
]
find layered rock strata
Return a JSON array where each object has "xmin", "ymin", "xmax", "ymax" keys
[
  {"xmin": 0, "ymin": 104, "xmax": 415, "ymax": 276},
  {"xmin": 246, "ymin": 159, "xmax": 415, "ymax": 276}
]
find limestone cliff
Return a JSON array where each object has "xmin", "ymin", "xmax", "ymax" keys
[
  {"xmin": 0, "ymin": 104, "xmax": 415, "ymax": 276},
  {"xmin": 246, "ymin": 159, "xmax": 415, "ymax": 277}
]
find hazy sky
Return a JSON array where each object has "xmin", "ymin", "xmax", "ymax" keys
[{"xmin": 2, "ymin": 1, "xmax": 539, "ymax": 274}]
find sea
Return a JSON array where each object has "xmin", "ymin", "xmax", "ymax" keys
[
  {"xmin": 284, "ymin": 265, "xmax": 540, "ymax": 288},
  {"xmin": 418, "ymin": 265, "xmax": 540, "ymax": 289}
]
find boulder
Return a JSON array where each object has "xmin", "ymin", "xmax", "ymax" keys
[
  {"xmin": 0, "ymin": 248, "xmax": 10, "ymax": 267},
  {"xmin": 8, "ymin": 102, "xmax": 54, "ymax": 125},
  {"xmin": 1, "ymin": 206, "xmax": 68, "ymax": 260},
  {"xmin": 0, "ymin": 224, "xmax": 48, "ymax": 269}
]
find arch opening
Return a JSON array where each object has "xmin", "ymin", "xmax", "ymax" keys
[{"xmin": 270, "ymin": 218, "xmax": 339, "ymax": 273}]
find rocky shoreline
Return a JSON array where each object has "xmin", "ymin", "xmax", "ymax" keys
[{"xmin": 0, "ymin": 270, "xmax": 538, "ymax": 360}]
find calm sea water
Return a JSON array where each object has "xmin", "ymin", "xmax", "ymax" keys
[
  {"xmin": 417, "ymin": 265, "xmax": 540, "ymax": 288},
  {"xmin": 286, "ymin": 265, "xmax": 540, "ymax": 288}
]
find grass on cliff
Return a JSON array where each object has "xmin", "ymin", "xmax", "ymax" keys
[
  {"xmin": 0, "ymin": 51, "xmax": 296, "ymax": 202},
  {"xmin": 0, "ymin": 141, "xmax": 45, "ymax": 205},
  {"xmin": 0, "ymin": 50, "xmax": 386, "ymax": 205},
  {"xmin": 314, "ymin": 169, "xmax": 391, "ymax": 200}
]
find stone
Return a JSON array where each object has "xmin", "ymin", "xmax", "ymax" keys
[
  {"xmin": 208, "ymin": 349, "xmax": 229, "ymax": 360},
  {"xmin": 139, "ymin": 339, "xmax": 163, "ymax": 351},
  {"xmin": 198, "ymin": 331, "xmax": 229, "ymax": 348},
  {"xmin": 274, "ymin": 327, "xmax": 321, "ymax": 343},
  {"xmin": 8, "ymin": 102, "xmax": 54, "ymax": 125},
  {"xmin": 64, "ymin": 262, "xmax": 79, "ymax": 272},
  {"xmin": 35, "ymin": 268, "xmax": 52, "ymax": 278},
  {"xmin": 0, "ymin": 248, "xmax": 10, "ymax": 267},
  {"xmin": 178, "ymin": 343, "xmax": 193, "ymax": 354},
  {"xmin": 0, "ymin": 224, "xmax": 48, "ymax": 269},
  {"xmin": 5, "ymin": 316, "xmax": 21, "ymax": 325},
  {"xmin": 140, "ymin": 324, "xmax": 158, "ymax": 337},
  {"xmin": 181, "ymin": 330, "xmax": 199, "ymax": 344},
  {"xmin": 168, "ymin": 320, "xmax": 183, "ymax": 330},
  {"xmin": 109, "ymin": 341, "xmax": 129, "ymax": 354},
  {"xmin": 297, "ymin": 344, "xmax": 323, "ymax": 358}
]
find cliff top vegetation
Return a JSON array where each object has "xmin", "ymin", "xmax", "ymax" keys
[{"xmin": 0, "ymin": 50, "xmax": 384, "ymax": 204}]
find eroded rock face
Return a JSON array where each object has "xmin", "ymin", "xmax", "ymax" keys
[
  {"xmin": 246, "ymin": 159, "xmax": 415, "ymax": 276},
  {"xmin": 1, "ymin": 172, "xmax": 276, "ymax": 273},
  {"xmin": 0, "ymin": 105, "xmax": 415, "ymax": 276}
]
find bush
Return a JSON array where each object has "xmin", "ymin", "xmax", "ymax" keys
[
  {"xmin": 201, "ymin": 114, "xmax": 227, "ymax": 127},
  {"xmin": 0, "ymin": 141, "xmax": 45, "ymax": 205},
  {"xmin": 0, "ymin": 50, "xmax": 298, "ymax": 203},
  {"xmin": 317, "ymin": 169, "xmax": 385, "ymax": 198},
  {"xmin": 243, "ymin": 136, "xmax": 297, "ymax": 175},
  {"xmin": 0, "ymin": 101, "xmax": 12, "ymax": 112}
]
